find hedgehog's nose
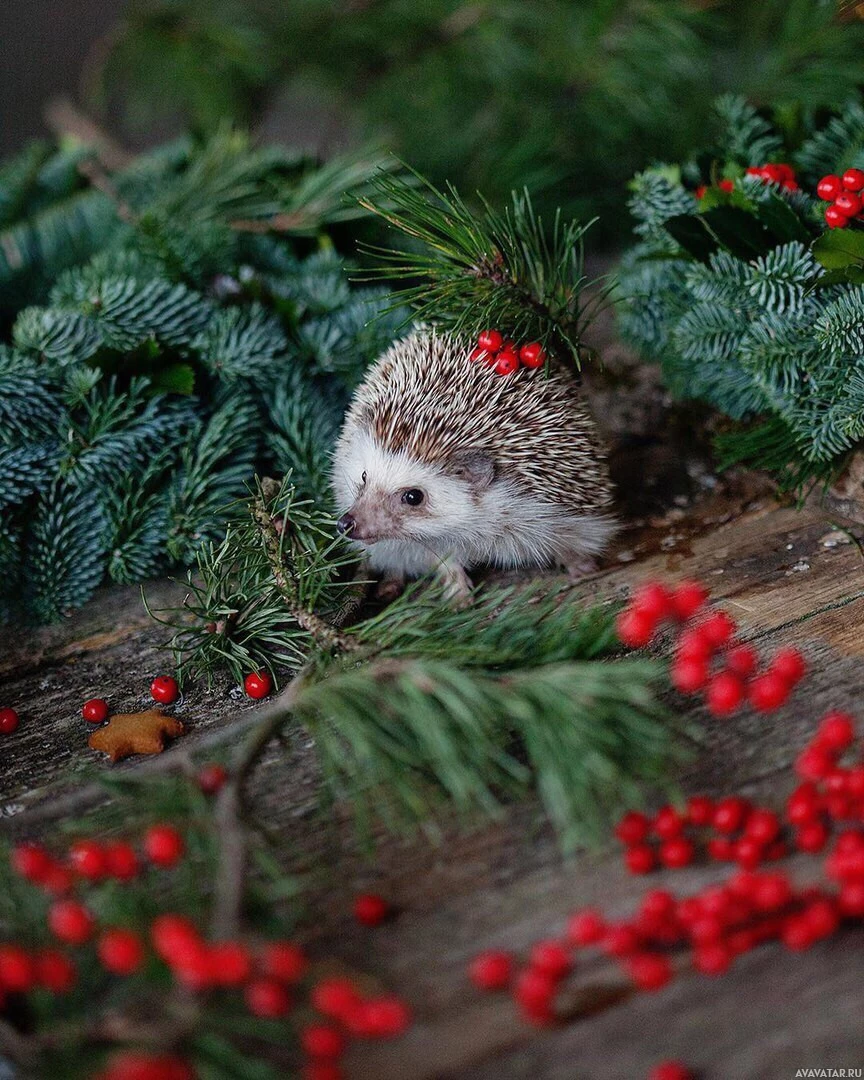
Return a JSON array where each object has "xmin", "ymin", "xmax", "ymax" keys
[{"xmin": 336, "ymin": 513, "xmax": 356, "ymax": 537}]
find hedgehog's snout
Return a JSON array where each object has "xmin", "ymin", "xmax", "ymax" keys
[{"xmin": 336, "ymin": 513, "xmax": 356, "ymax": 537}]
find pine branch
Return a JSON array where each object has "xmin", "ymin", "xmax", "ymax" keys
[{"xmin": 357, "ymin": 170, "xmax": 611, "ymax": 369}]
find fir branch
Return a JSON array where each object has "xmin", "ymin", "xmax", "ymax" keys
[{"xmin": 357, "ymin": 170, "xmax": 610, "ymax": 369}]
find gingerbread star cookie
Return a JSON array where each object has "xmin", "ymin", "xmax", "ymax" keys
[{"xmin": 88, "ymin": 709, "xmax": 185, "ymax": 762}]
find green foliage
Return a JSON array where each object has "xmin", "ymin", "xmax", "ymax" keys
[
  {"xmin": 0, "ymin": 132, "xmax": 405, "ymax": 624},
  {"xmin": 90, "ymin": 0, "xmax": 864, "ymax": 243},
  {"xmin": 618, "ymin": 94, "xmax": 864, "ymax": 478},
  {"xmin": 151, "ymin": 476, "xmax": 682, "ymax": 849},
  {"xmin": 359, "ymin": 171, "xmax": 608, "ymax": 369}
]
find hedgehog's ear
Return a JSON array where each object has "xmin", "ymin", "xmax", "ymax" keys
[{"xmin": 447, "ymin": 450, "xmax": 495, "ymax": 488}]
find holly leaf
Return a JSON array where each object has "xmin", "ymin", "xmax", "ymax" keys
[
  {"xmin": 812, "ymin": 228, "xmax": 864, "ymax": 270},
  {"xmin": 700, "ymin": 206, "xmax": 775, "ymax": 259},
  {"xmin": 663, "ymin": 214, "xmax": 718, "ymax": 263},
  {"xmin": 812, "ymin": 266, "xmax": 864, "ymax": 288},
  {"xmin": 754, "ymin": 192, "xmax": 811, "ymax": 245}
]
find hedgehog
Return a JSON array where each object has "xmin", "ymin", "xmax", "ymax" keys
[{"xmin": 331, "ymin": 331, "xmax": 615, "ymax": 600}]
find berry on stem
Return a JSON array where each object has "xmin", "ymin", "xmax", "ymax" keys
[
  {"xmin": 469, "ymin": 950, "xmax": 512, "ymax": 990},
  {"xmin": 749, "ymin": 672, "xmax": 790, "ymax": 713},
  {"xmin": 826, "ymin": 204, "xmax": 850, "ymax": 228},
  {"xmin": 98, "ymin": 928, "xmax": 145, "ymax": 976},
  {"xmin": 104, "ymin": 841, "xmax": 139, "ymax": 881},
  {"xmin": 625, "ymin": 844, "xmax": 657, "ymax": 875},
  {"xmin": 616, "ymin": 609, "xmax": 656, "ymax": 648},
  {"xmin": 493, "ymin": 351, "xmax": 520, "ymax": 376},
  {"xmin": 817, "ymin": 175, "xmax": 842, "ymax": 201},
  {"xmin": 519, "ymin": 342, "xmax": 546, "ymax": 369},
  {"xmin": 477, "ymin": 329, "xmax": 503, "ymax": 352},
  {"xmin": 197, "ymin": 763, "xmax": 228, "ymax": 795},
  {"xmin": 707, "ymin": 672, "xmax": 745, "ymax": 716},
  {"xmin": 261, "ymin": 940, "xmax": 307, "ymax": 983},
  {"xmin": 11, "ymin": 842, "xmax": 52, "ymax": 883},
  {"xmin": 842, "ymin": 168, "xmax": 864, "ymax": 192},
  {"xmin": 302, "ymin": 1025, "xmax": 346, "ymax": 1059},
  {"xmin": 49, "ymin": 900, "xmax": 94, "ymax": 945},
  {"xmin": 245, "ymin": 977, "xmax": 292, "ymax": 1017},
  {"xmin": 36, "ymin": 950, "xmax": 76, "ymax": 993},
  {"xmin": 566, "ymin": 909, "xmax": 606, "ymax": 946},
  {"xmin": 69, "ymin": 839, "xmax": 107, "ymax": 880}
]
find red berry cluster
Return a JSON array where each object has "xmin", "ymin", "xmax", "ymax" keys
[
  {"xmin": 616, "ymin": 580, "xmax": 805, "ymax": 718},
  {"xmin": 7, "ymin": 832, "xmax": 408, "ymax": 1079},
  {"xmin": 695, "ymin": 163, "xmax": 798, "ymax": 201},
  {"xmin": 816, "ymin": 168, "xmax": 864, "ymax": 228},
  {"xmin": 470, "ymin": 329, "xmax": 547, "ymax": 377}
]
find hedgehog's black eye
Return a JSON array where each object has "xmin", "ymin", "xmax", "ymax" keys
[
  {"xmin": 361, "ymin": 470, "xmax": 367, "ymax": 484},
  {"xmin": 401, "ymin": 488, "xmax": 424, "ymax": 507}
]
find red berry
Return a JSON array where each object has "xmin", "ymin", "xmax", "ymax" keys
[
  {"xmin": 686, "ymin": 795, "xmax": 714, "ymax": 826},
  {"xmin": 0, "ymin": 946, "xmax": 35, "ymax": 991},
  {"xmin": 42, "ymin": 862, "xmax": 74, "ymax": 895},
  {"xmin": 653, "ymin": 805, "xmax": 685, "ymax": 839},
  {"xmin": 699, "ymin": 610, "xmax": 736, "ymax": 647},
  {"xmin": 836, "ymin": 191, "xmax": 862, "ymax": 217},
  {"xmin": 796, "ymin": 746, "xmax": 834, "ymax": 781},
  {"xmin": 35, "ymin": 949, "xmax": 76, "ymax": 993},
  {"xmin": 144, "ymin": 824, "xmax": 184, "ymax": 867},
  {"xmin": 101, "ymin": 1053, "xmax": 194, "ymax": 1080},
  {"xmin": 11, "ymin": 842, "xmax": 52, "ymax": 883},
  {"xmin": 660, "ymin": 837, "xmax": 695, "ymax": 869},
  {"xmin": 301, "ymin": 1065, "xmax": 342, "ymax": 1080},
  {"xmin": 469, "ymin": 346, "xmax": 490, "ymax": 363},
  {"xmin": 805, "ymin": 897, "xmax": 840, "ymax": 938},
  {"xmin": 197, "ymin": 763, "xmax": 228, "ymax": 795},
  {"xmin": 734, "ymin": 837, "xmax": 764, "ymax": 870},
  {"xmin": 649, "ymin": 1062, "xmax": 693, "ymax": 1080},
  {"xmin": 770, "ymin": 647, "xmax": 806, "ymax": 685},
  {"xmin": 693, "ymin": 942, "xmax": 731, "ymax": 976},
  {"xmin": 840, "ymin": 881, "xmax": 864, "ymax": 917},
  {"xmin": 209, "ymin": 940, "xmax": 252, "ymax": 986},
  {"xmin": 355, "ymin": 995, "xmax": 411, "ymax": 1037},
  {"xmin": 82, "ymin": 698, "xmax": 110, "ymax": 724},
  {"xmin": 48, "ymin": 900, "xmax": 94, "ymax": 945},
  {"xmin": 749, "ymin": 672, "xmax": 790, "ymax": 713},
  {"xmin": 632, "ymin": 582, "xmax": 674, "ymax": 621},
  {"xmin": 713, "ymin": 797, "xmax": 749, "ymax": 834},
  {"xmin": 615, "ymin": 810, "xmax": 651, "ymax": 845},
  {"xmin": 615, "ymin": 608, "xmax": 656, "ymax": 648},
  {"xmin": 244, "ymin": 671, "xmax": 273, "ymax": 699},
  {"xmin": 795, "ymin": 821, "xmax": 828, "ymax": 853},
  {"xmin": 514, "ymin": 967, "xmax": 556, "ymax": 1013},
  {"xmin": 0, "ymin": 707, "xmax": 19, "ymax": 734},
  {"xmin": 98, "ymin": 928, "xmax": 145, "ymax": 976},
  {"xmin": 493, "ymin": 350, "xmax": 519, "ymax": 376},
  {"xmin": 603, "ymin": 924, "xmax": 641, "ymax": 957},
  {"xmin": 529, "ymin": 940, "xmax": 572, "ymax": 980},
  {"xmin": 744, "ymin": 809, "xmax": 781, "ymax": 845},
  {"xmin": 671, "ymin": 580, "xmax": 708, "ymax": 620},
  {"xmin": 718, "ymin": 179, "xmax": 734, "ymax": 193},
  {"xmin": 260, "ymin": 940, "xmax": 307, "ymax": 983},
  {"xmin": 842, "ymin": 168, "xmax": 864, "ymax": 192},
  {"xmin": 817, "ymin": 711, "xmax": 855, "ymax": 751},
  {"xmin": 707, "ymin": 837, "xmax": 734, "ymax": 861},
  {"xmin": 817, "ymin": 175, "xmax": 842, "ymax": 200},
  {"xmin": 172, "ymin": 942, "xmax": 216, "ymax": 992},
  {"xmin": 302, "ymin": 1025, "xmax": 346, "ymax": 1059},
  {"xmin": 310, "ymin": 977, "xmax": 361, "ymax": 1019},
  {"xmin": 676, "ymin": 627, "xmax": 714, "ymax": 662},
  {"xmin": 625, "ymin": 844, "xmax": 657, "ymax": 875},
  {"xmin": 68, "ymin": 839, "xmax": 107, "ymax": 880},
  {"xmin": 707, "ymin": 672, "xmax": 745, "ymax": 716},
  {"xmin": 519, "ymin": 342, "xmax": 547, "ymax": 369},
  {"xmin": 566, "ymin": 909, "xmax": 606, "ymax": 946},
  {"xmin": 477, "ymin": 329, "xmax": 503, "ymax": 352},
  {"xmin": 786, "ymin": 783, "xmax": 820, "ymax": 825},
  {"xmin": 468, "ymin": 949, "xmax": 512, "ymax": 990},
  {"xmin": 626, "ymin": 951, "xmax": 672, "ymax": 991},
  {"xmin": 150, "ymin": 675, "xmax": 179, "ymax": 704},
  {"xmin": 104, "ymin": 841, "xmax": 139, "ymax": 881},
  {"xmin": 671, "ymin": 657, "xmax": 708, "ymax": 694},
  {"xmin": 354, "ymin": 892, "xmax": 389, "ymax": 927},
  {"xmin": 826, "ymin": 204, "xmax": 850, "ymax": 228},
  {"xmin": 781, "ymin": 915, "xmax": 816, "ymax": 951},
  {"xmin": 640, "ymin": 889, "xmax": 677, "ymax": 922},
  {"xmin": 725, "ymin": 644, "xmax": 757, "ymax": 678},
  {"xmin": 150, "ymin": 914, "xmax": 199, "ymax": 961}
]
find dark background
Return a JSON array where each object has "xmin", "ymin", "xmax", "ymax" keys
[{"xmin": 0, "ymin": 0, "xmax": 121, "ymax": 154}]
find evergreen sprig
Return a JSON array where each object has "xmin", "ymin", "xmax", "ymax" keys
[
  {"xmin": 0, "ymin": 132, "xmax": 405, "ymax": 624},
  {"xmin": 152, "ymin": 475, "xmax": 681, "ymax": 848},
  {"xmin": 358, "ymin": 170, "xmax": 611, "ymax": 369},
  {"xmin": 618, "ymin": 94, "xmax": 864, "ymax": 481}
]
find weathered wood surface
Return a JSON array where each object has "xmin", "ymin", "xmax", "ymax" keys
[{"xmin": 3, "ymin": 483, "xmax": 864, "ymax": 1079}]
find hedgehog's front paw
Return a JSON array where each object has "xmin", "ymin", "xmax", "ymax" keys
[
  {"xmin": 436, "ymin": 559, "xmax": 473, "ymax": 608},
  {"xmin": 564, "ymin": 554, "xmax": 599, "ymax": 582},
  {"xmin": 374, "ymin": 576, "xmax": 405, "ymax": 603}
]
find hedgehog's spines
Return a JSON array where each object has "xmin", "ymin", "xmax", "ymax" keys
[{"xmin": 341, "ymin": 330, "xmax": 612, "ymax": 517}]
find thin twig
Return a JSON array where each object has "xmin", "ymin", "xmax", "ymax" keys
[
  {"xmin": 250, "ymin": 493, "xmax": 358, "ymax": 654},
  {"xmin": 209, "ymin": 668, "xmax": 310, "ymax": 939}
]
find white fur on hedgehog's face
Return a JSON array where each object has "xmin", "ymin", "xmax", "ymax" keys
[{"xmin": 332, "ymin": 431, "xmax": 495, "ymax": 546}]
